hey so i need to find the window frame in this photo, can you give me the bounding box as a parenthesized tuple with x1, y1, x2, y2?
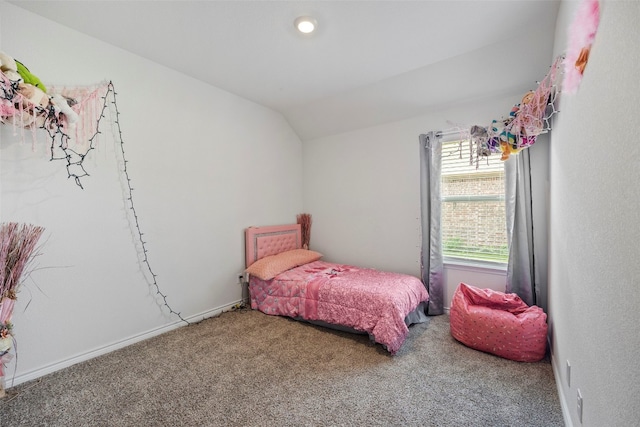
(439, 139, 508, 270)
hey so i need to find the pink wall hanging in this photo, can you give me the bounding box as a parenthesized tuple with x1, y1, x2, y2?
(563, 0, 601, 94)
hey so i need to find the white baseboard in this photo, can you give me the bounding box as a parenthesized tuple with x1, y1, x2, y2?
(551, 353, 574, 427)
(6, 300, 243, 389)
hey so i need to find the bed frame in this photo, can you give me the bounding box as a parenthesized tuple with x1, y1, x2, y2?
(245, 224, 302, 268)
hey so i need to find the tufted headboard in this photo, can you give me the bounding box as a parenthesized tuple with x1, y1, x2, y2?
(245, 224, 302, 268)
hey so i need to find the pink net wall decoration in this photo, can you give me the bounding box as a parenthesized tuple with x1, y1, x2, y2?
(508, 55, 562, 144)
(1, 50, 113, 188)
(1, 69, 111, 188)
(442, 54, 562, 166)
(46, 83, 110, 152)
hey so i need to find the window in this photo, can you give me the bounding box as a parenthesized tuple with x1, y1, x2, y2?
(441, 140, 508, 264)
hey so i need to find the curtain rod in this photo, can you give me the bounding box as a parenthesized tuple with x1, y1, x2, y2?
(435, 128, 468, 138)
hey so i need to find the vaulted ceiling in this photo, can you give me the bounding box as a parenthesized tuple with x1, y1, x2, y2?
(10, 1, 560, 140)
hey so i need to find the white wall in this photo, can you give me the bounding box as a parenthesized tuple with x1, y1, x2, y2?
(0, 2, 303, 385)
(549, 1, 640, 425)
(301, 93, 553, 308)
(442, 263, 506, 311)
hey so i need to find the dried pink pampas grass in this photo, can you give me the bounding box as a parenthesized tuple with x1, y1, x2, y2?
(296, 213, 312, 250)
(0, 222, 44, 385)
(0, 222, 45, 300)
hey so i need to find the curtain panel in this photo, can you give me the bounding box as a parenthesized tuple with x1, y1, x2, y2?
(419, 132, 444, 315)
(505, 149, 537, 307)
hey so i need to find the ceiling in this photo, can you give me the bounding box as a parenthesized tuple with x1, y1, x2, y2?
(9, 1, 560, 140)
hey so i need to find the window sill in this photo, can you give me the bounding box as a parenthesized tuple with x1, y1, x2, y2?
(444, 257, 507, 274)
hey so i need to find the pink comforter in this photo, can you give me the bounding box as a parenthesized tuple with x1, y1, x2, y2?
(249, 260, 429, 354)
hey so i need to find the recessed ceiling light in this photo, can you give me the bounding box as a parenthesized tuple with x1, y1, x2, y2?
(294, 16, 317, 34)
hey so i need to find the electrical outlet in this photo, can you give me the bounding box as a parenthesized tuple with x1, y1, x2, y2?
(566, 360, 571, 387)
(237, 272, 245, 285)
(577, 389, 583, 423)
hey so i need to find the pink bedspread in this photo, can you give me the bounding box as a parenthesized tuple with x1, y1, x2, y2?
(249, 260, 429, 354)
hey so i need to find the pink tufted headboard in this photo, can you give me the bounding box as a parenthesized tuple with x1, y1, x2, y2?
(245, 224, 302, 268)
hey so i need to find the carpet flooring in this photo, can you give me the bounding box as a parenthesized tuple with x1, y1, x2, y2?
(0, 309, 563, 426)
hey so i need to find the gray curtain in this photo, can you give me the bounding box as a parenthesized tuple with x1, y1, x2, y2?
(419, 132, 444, 315)
(505, 149, 537, 307)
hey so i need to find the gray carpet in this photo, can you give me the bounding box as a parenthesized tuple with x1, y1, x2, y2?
(1, 309, 563, 426)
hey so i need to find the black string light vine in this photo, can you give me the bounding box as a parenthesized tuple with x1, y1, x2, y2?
(43, 102, 93, 189)
(27, 80, 191, 325)
(105, 82, 191, 326)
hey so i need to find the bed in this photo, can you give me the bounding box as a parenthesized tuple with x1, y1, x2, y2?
(244, 224, 429, 354)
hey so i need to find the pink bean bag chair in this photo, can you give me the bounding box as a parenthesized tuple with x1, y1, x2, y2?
(450, 283, 548, 362)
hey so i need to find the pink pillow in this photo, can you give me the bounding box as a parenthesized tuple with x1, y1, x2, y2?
(245, 249, 322, 280)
